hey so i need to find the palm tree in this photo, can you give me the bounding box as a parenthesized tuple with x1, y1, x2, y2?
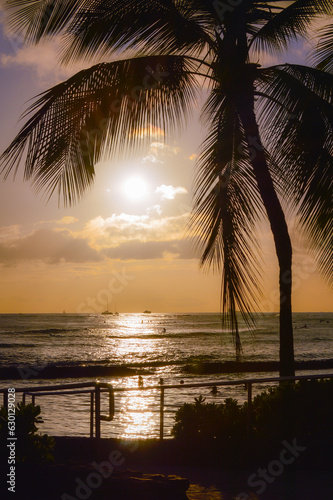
(1, 1, 332, 376)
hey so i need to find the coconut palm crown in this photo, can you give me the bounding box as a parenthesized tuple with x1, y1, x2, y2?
(1, 0, 332, 376)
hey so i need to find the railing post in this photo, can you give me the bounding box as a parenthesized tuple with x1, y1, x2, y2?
(32, 395, 35, 406)
(95, 384, 101, 439)
(159, 387, 164, 440)
(22, 393, 26, 405)
(246, 382, 252, 438)
(90, 391, 94, 438)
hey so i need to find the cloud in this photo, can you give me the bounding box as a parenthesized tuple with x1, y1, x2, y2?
(0, 211, 194, 265)
(150, 142, 181, 155)
(141, 141, 181, 164)
(0, 26, 104, 85)
(0, 225, 22, 242)
(141, 153, 161, 164)
(146, 205, 162, 217)
(83, 211, 190, 249)
(56, 216, 79, 225)
(155, 184, 188, 200)
(103, 238, 197, 260)
(0, 39, 73, 84)
(0, 228, 101, 266)
(131, 126, 165, 140)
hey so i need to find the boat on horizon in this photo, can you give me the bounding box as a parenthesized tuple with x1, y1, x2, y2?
(102, 299, 113, 315)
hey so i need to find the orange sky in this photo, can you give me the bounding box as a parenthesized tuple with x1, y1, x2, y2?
(0, 11, 332, 314)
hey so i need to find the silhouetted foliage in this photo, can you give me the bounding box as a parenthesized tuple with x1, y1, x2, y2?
(0, 403, 55, 464)
(252, 378, 333, 442)
(172, 379, 333, 444)
(172, 394, 246, 442)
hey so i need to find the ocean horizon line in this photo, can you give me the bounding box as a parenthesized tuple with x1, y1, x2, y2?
(0, 310, 332, 315)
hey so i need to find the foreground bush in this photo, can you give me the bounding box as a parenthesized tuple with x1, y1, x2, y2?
(172, 395, 246, 441)
(252, 378, 333, 442)
(172, 379, 333, 444)
(0, 403, 55, 464)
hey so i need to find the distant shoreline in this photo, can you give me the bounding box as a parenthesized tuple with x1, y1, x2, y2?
(1, 359, 333, 380)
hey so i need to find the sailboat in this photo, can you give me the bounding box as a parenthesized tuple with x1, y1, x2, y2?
(102, 299, 113, 315)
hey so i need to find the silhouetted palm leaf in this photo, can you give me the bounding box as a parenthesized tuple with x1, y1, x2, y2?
(257, 64, 333, 283)
(315, 23, 333, 72)
(5, 0, 215, 61)
(4, 0, 85, 42)
(251, 0, 332, 55)
(1, 55, 198, 204)
(188, 91, 265, 348)
(60, 0, 217, 62)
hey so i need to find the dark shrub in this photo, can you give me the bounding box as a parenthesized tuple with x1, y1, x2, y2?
(0, 403, 55, 464)
(172, 395, 246, 442)
(252, 378, 333, 442)
(172, 379, 333, 445)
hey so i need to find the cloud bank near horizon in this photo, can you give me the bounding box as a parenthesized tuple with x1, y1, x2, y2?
(0, 209, 197, 266)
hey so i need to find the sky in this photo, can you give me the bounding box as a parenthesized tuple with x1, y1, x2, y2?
(0, 7, 332, 314)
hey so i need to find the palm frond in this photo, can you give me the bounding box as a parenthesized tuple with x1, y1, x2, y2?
(4, 0, 215, 61)
(251, 0, 333, 55)
(257, 64, 333, 283)
(4, 0, 87, 43)
(189, 90, 264, 352)
(314, 23, 333, 73)
(61, 0, 217, 63)
(0, 55, 198, 205)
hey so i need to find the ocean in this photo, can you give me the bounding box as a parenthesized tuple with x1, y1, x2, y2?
(0, 312, 332, 439)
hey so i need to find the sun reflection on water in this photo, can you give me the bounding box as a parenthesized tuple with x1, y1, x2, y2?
(107, 315, 161, 438)
(115, 390, 160, 439)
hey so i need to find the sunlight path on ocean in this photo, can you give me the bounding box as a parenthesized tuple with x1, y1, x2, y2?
(0, 312, 332, 438)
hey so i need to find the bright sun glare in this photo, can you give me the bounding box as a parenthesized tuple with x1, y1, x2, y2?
(123, 177, 148, 200)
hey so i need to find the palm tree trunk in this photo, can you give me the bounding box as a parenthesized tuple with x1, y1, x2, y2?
(237, 96, 295, 377)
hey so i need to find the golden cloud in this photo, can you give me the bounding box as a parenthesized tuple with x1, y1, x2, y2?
(131, 125, 165, 140)
(83, 211, 190, 249)
(56, 216, 79, 225)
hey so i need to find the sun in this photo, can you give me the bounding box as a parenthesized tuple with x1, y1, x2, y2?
(123, 177, 148, 200)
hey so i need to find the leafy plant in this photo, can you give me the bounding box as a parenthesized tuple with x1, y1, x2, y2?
(252, 379, 333, 442)
(172, 379, 333, 444)
(172, 395, 246, 441)
(0, 403, 55, 464)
